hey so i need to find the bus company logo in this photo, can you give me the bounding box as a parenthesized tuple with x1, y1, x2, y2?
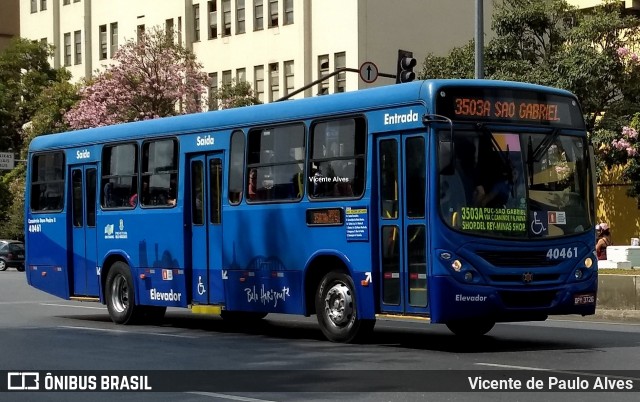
(76, 149, 90, 159)
(7, 372, 40, 390)
(150, 288, 182, 301)
(383, 109, 419, 125)
(104, 224, 115, 237)
(196, 135, 215, 146)
(455, 294, 488, 302)
(522, 272, 534, 283)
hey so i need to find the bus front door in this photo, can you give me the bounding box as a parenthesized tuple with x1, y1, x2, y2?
(376, 134, 429, 315)
(70, 165, 99, 296)
(189, 154, 224, 305)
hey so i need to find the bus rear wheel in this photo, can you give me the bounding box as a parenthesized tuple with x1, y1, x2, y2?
(315, 271, 374, 343)
(105, 262, 142, 325)
(446, 320, 495, 337)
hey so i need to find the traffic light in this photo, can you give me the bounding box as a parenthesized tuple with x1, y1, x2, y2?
(396, 49, 417, 84)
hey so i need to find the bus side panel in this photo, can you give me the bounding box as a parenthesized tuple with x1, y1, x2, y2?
(97, 210, 188, 307)
(224, 270, 304, 314)
(222, 204, 376, 318)
(26, 215, 71, 299)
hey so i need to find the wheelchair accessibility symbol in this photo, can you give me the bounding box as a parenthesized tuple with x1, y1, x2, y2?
(530, 211, 547, 235)
(197, 276, 206, 296)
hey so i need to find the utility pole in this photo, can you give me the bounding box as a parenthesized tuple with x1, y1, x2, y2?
(475, 0, 484, 79)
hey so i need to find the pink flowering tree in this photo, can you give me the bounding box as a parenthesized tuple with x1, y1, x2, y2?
(65, 26, 208, 129)
(599, 111, 640, 199)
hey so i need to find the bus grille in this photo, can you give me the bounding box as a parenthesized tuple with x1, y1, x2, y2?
(499, 290, 557, 308)
(489, 274, 560, 283)
(476, 250, 558, 268)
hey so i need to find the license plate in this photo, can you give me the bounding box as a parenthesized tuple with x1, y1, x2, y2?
(574, 293, 595, 305)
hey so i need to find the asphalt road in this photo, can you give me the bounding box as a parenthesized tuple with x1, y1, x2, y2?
(1, 269, 640, 402)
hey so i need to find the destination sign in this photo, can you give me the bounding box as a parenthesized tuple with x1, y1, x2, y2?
(436, 87, 585, 128)
(306, 208, 343, 226)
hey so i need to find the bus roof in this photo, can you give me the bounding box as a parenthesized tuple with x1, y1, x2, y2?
(28, 79, 578, 152)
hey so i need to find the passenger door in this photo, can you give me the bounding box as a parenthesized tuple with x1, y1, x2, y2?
(376, 134, 429, 314)
(189, 153, 224, 305)
(70, 164, 99, 296)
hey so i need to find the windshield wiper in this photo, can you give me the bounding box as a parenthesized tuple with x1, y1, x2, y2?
(531, 128, 560, 162)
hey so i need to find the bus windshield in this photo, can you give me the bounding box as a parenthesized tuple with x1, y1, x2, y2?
(439, 129, 592, 239)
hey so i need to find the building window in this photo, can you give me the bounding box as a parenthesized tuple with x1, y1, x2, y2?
(137, 25, 145, 42)
(318, 54, 329, 95)
(30, 152, 65, 212)
(334, 52, 346, 93)
(101, 143, 139, 209)
(110, 23, 118, 58)
(222, 0, 231, 36)
(40, 38, 48, 46)
(268, 0, 278, 28)
(208, 1, 217, 39)
(236, 68, 246, 82)
(99, 25, 107, 60)
(31, 0, 37, 13)
(208, 72, 218, 110)
(40, 0, 47, 11)
(63, 33, 71, 66)
(236, 0, 246, 34)
(284, 60, 294, 96)
(254, 0, 263, 31)
(74, 0, 80, 2)
(166, 18, 174, 43)
(254, 65, 264, 103)
(63, 0, 70, 5)
(247, 124, 305, 202)
(284, 0, 293, 25)
(222, 70, 232, 85)
(194, 4, 201, 41)
(74, 31, 82, 65)
(269, 63, 279, 102)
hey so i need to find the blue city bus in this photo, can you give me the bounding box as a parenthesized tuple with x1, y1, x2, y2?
(25, 79, 597, 342)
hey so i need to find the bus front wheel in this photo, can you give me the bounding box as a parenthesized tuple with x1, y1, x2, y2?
(315, 271, 374, 343)
(446, 320, 495, 337)
(105, 262, 142, 325)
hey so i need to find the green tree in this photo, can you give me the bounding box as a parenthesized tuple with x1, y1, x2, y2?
(0, 38, 66, 240)
(0, 38, 58, 152)
(209, 79, 262, 109)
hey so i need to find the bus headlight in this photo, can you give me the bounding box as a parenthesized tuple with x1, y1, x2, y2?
(584, 257, 593, 269)
(575, 269, 583, 280)
(464, 272, 473, 282)
(451, 260, 462, 272)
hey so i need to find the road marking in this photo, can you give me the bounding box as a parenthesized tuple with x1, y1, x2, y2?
(41, 302, 106, 310)
(187, 392, 277, 402)
(58, 325, 199, 339)
(476, 363, 640, 381)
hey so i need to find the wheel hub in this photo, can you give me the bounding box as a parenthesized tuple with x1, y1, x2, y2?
(324, 283, 353, 326)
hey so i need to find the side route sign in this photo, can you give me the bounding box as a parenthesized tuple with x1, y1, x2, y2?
(359, 61, 379, 83)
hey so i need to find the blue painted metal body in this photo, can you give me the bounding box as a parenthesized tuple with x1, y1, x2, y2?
(25, 79, 597, 325)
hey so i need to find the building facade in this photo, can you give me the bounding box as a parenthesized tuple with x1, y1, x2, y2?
(19, 0, 495, 104)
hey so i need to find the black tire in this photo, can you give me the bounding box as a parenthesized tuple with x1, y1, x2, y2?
(446, 320, 495, 337)
(315, 271, 375, 343)
(220, 311, 268, 321)
(105, 262, 143, 324)
(0, 259, 7, 271)
(16, 265, 25, 272)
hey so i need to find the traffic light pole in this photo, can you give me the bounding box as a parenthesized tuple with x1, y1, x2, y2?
(275, 67, 397, 102)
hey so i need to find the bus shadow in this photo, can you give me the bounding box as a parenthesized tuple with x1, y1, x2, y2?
(55, 312, 625, 354)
